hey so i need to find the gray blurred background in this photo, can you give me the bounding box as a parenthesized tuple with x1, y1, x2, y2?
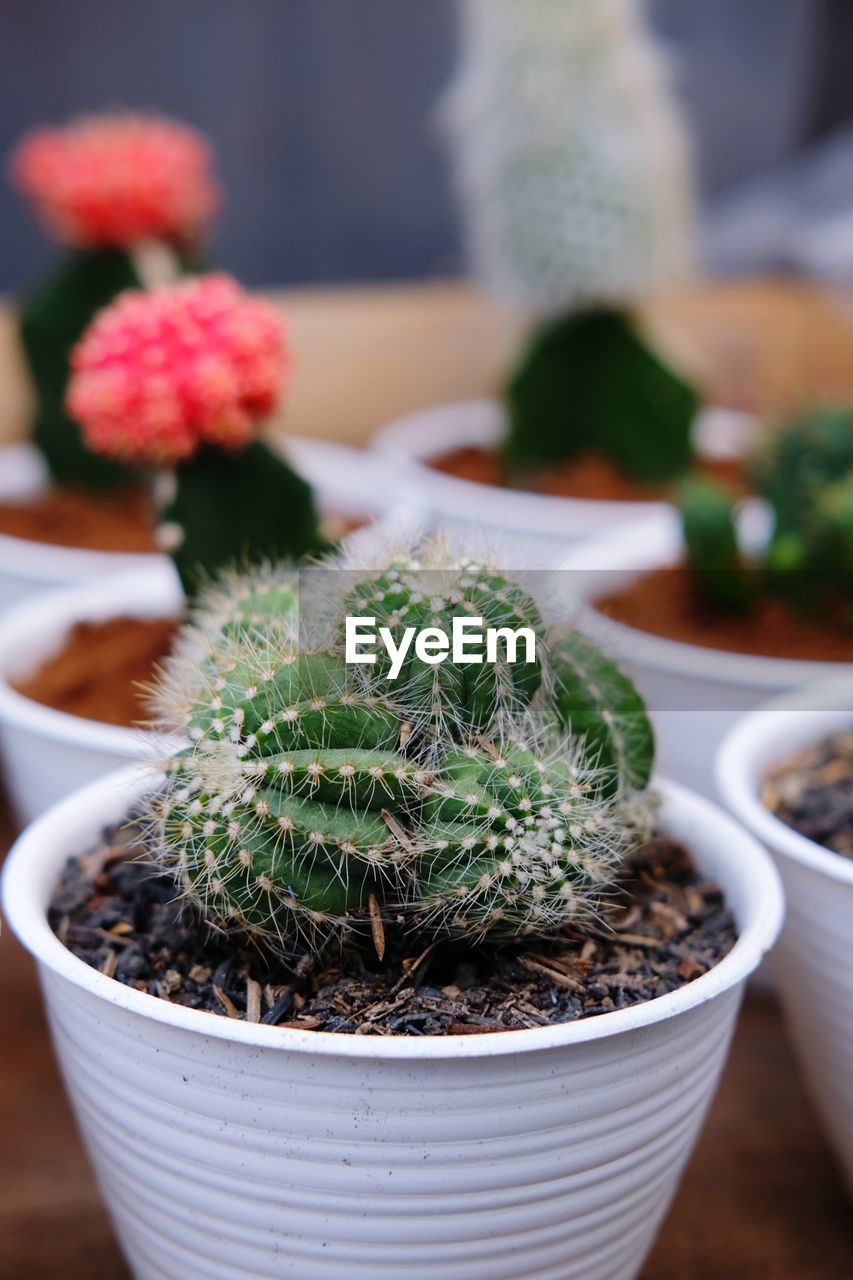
(1, 0, 852, 291)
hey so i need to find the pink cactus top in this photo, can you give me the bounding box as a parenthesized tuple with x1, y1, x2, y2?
(11, 113, 220, 249)
(67, 275, 288, 466)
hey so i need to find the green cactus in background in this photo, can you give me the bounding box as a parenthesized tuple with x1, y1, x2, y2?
(678, 407, 853, 622)
(505, 309, 699, 484)
(678, 476, 750, 613)
(18, 247, 143, 490)
(151, 543, 655, 955)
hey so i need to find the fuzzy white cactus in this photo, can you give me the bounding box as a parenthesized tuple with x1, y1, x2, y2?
(444, 0, 696, 312)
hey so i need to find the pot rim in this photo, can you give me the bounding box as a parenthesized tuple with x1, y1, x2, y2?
(2, 764, 784, 1060)
(0, 441, 162, 582)
(0, 560, 184, 755)
(0, 447, 422, 757)
(370, 398, 757, 534)
(716, 676, 853, 889)
(558, 510, 853, 690)
(0, 438, 415, 581)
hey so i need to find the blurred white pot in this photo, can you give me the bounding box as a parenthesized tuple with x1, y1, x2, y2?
(0, 437, 413, 612)
(717, 679, 853, 1197)
(0, 441, 160, 612)
(0, 441, 420, 828)
(558, 511, 852, 800)
(370, 399, 757, 568)
(2, 766, 782, 1280)
(0, 560, 183, 828)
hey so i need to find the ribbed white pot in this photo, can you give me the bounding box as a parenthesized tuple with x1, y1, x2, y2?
(717, 679, 853, 1197)
(2, 767, 783, 1280)
(558, 511, 852, 800)
(370, 399, 756, 568)
(0, 438, 410, 612)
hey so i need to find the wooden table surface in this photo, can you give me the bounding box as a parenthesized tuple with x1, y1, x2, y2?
(4, 275, 853, 449)
(2, 276, 853, 1277)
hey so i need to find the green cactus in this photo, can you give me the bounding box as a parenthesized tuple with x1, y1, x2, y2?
(151, 545, 654, 955)
(505, 309, 699, 484)
(19, 247, 142, 490)
(678, 476, 750, 613)
(550, 629, 655, 795)
(679, 408, 853, 623)
(155, 619, 427, 948)
(338, 542, 544, 742)
(414, 735, 634, 940)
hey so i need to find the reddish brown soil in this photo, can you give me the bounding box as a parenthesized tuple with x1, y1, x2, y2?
(430, 445, 741, 502)
(14, 616, 178, 727)
(0, 487, 157, 552)
(596, 566, 853, 662)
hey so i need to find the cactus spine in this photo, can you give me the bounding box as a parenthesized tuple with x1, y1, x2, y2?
(339, 547, 543, 741)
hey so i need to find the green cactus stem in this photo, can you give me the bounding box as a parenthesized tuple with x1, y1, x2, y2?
(679, 408, 853, 623)
(340, 548, 544, 742)
(505, 309, 699, 484)
(18, 247, 141, 490)
(550, 629, 655, 795)
(161, 441, 323, 598)
(155, 621, 427, 948)
(150, 546, 654, 956)
(678, 477, 750, 613)
(413, 736, 634, 941)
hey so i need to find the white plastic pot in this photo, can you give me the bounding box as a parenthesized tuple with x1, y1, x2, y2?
(370, 399, 757, 568)
(0, 441, 419, 827)
(717, 679, 853, 1197)
(0, 560, 183, 828)
(0, 438, 411, 612)
(557, 511, 852, 800)
(0, 441, 161, 611)
(2, 766, 783, 1280)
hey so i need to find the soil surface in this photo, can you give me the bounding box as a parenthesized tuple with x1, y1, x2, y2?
(595, 566, 853, 663)
(14, 616, 178, 727)
(0, 487, 157, 552)
(431, 444, 741, 503)
(50, 827, 736, 1036)
(763, 730, 853, 858)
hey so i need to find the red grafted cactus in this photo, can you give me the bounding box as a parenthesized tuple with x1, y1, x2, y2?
(67, 275, 288, 466)
(10, 112, 219, 249)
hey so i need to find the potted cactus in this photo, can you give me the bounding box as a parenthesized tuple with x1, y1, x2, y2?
(559, 407, 853, 797)
(2, 538, 783, 1280)
(0, 111, 223, 604)
(717, 676, 853, 1197)
(0, 274, 410, 826)
(371, 0, 756, 563)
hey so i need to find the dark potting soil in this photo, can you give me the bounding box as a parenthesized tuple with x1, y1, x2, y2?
(763, 730, 853, 859)
(14, 616, 178, 727)
(0, 486, 156, 552)
(431, 445, 742, 503)
(595, 566, 853, 663)
(49, 825, 736, 1036)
